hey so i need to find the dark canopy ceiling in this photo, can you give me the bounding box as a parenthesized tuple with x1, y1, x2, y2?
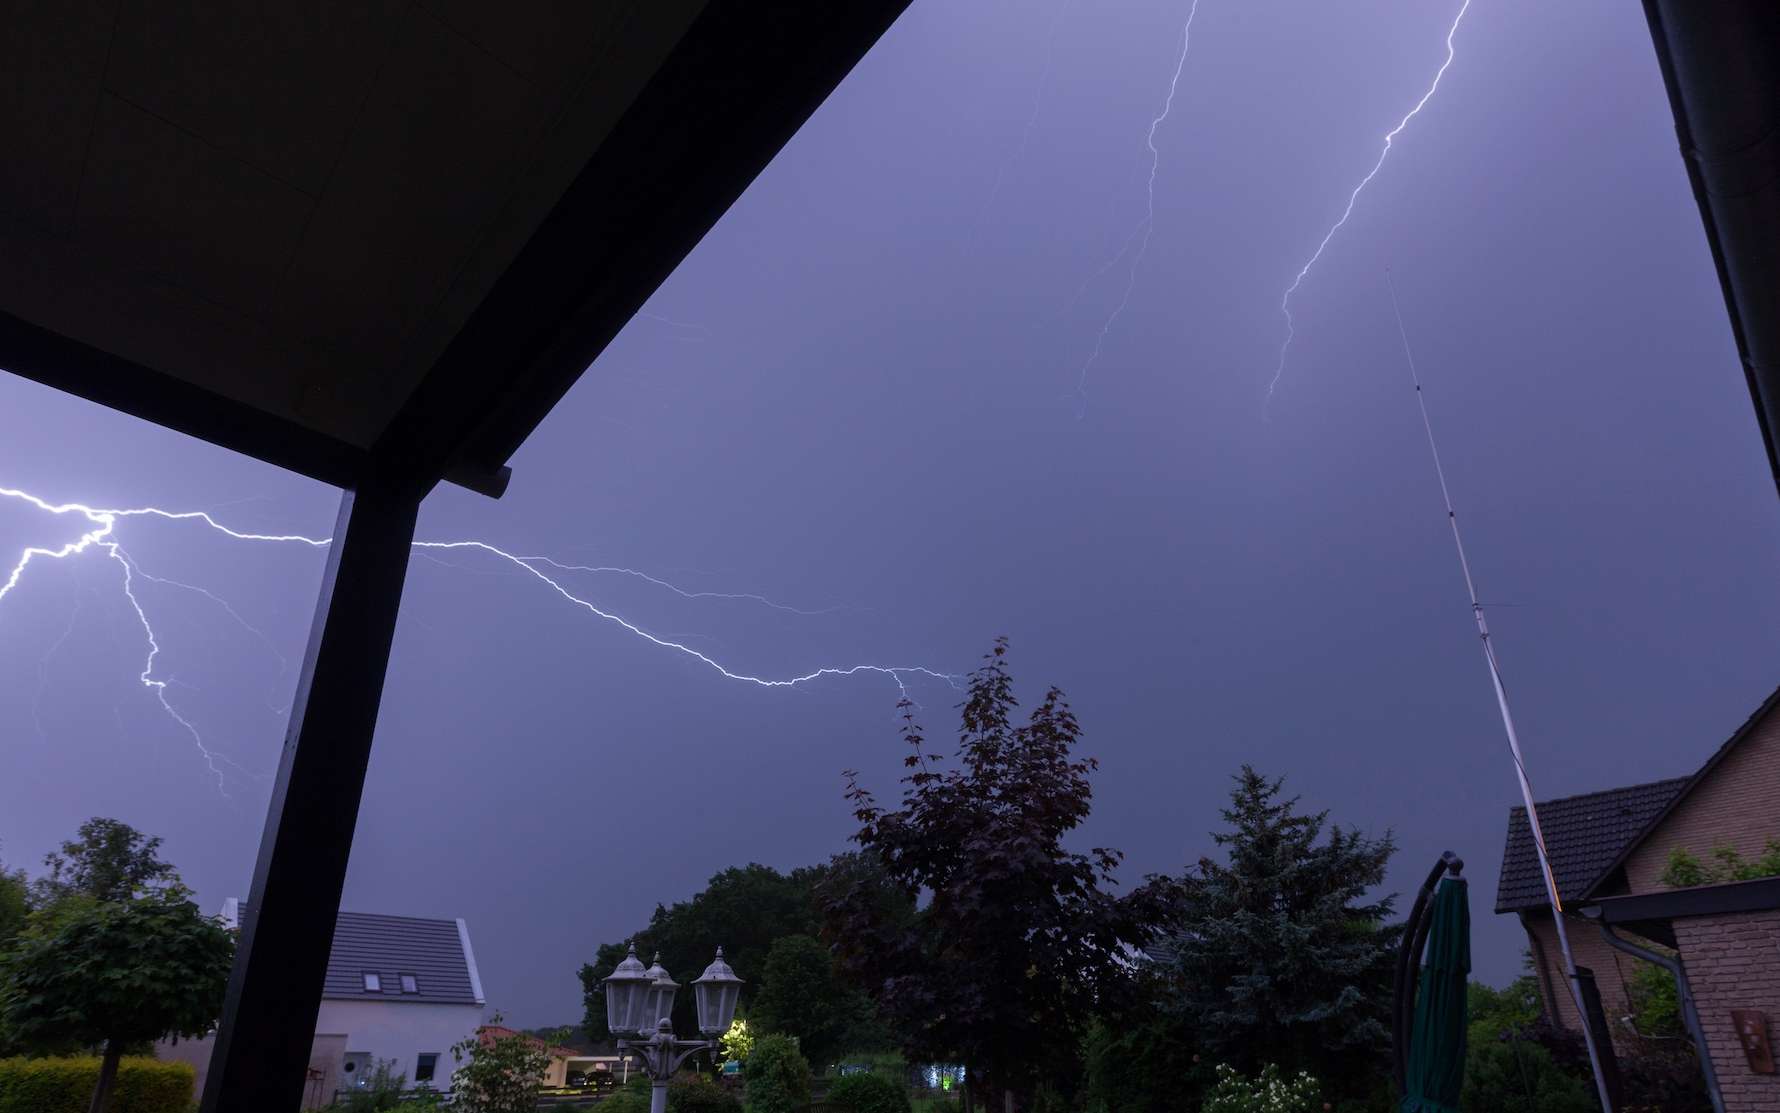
(0, 0, 909, 496)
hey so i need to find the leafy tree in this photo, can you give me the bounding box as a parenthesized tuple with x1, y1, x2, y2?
(31, 819, 176, 908)
(743, 1033, 811, 1113)
(0, 886, 233, 1113)
(0, 848, 28, 952)
(823, 640, 1170, 1110)
(1467, 977, 1544, 1049)
(1154, 766, 1398, 1101)
(748, 934, 862, 1071)
(578, 863, 820, 1041)
(449, 1015, 558, 1113)
(578, 856, 908, 1044)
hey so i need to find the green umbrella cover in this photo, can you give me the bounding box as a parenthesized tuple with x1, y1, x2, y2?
(1401, 877, 1470, 1113)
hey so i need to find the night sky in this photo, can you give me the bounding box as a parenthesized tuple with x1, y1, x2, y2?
(4, 0, 1778, 1027)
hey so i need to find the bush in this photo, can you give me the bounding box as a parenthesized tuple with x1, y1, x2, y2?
(668, 1072, 742, 1113)
(1460, 1038, 1595, 1113)
(828, 1071, 910, 1113)
(0, 1056, 194, 1113)
(598, 1077, 653, 1113)
(1200, 1063, 1320, 1113)
(744, 1034, 811, 1113)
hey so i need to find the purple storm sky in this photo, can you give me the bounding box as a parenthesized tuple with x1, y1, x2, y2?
(4, 0, 1778, 1025)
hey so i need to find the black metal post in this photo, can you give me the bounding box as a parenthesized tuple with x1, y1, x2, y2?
(201, 476, 421, 1113)
(1574, 966, 1625, 1112)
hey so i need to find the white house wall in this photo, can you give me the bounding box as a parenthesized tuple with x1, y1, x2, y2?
(315, 999, 485, 1090)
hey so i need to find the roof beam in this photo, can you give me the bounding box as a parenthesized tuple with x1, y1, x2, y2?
(0, 309, 368, 491)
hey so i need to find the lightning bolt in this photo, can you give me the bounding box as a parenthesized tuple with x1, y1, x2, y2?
(1, 485, 957, 794)
(964, 0, 1073, 255)
(1265, 0, 1471, 404)
(1067, 0, 1200, 418)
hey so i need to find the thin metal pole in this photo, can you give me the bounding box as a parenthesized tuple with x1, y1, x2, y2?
(1385, 269, 1617, 1113)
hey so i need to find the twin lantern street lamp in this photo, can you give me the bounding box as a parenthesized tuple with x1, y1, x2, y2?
(604, 943, 743, 1113)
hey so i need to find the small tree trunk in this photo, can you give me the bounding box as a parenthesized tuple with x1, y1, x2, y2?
(88, 1038, 123, 1113)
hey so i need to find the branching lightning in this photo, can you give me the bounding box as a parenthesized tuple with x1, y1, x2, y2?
(1, 484, 956, 797)
(1265, 0, 1471, 405)
(1067, 0, 1200, 418)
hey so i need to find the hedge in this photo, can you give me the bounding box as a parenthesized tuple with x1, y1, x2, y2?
(0, 1056, 195, 1113)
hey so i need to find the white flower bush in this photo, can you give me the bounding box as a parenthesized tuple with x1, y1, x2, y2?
(1200, 1062, 1321, 1113)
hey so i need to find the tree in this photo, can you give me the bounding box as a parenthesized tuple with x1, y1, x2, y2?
(449, 1015, 558, 1113)
(749, 934, 860, 1070)
(0, 886, 233, 1113)
(32, 818, 177, 907)
(0, 847, 28, 951)
(822, 640, 1170, 1110)
(1154, 766, 1398, 1101)
(578, 857, 908, 1044)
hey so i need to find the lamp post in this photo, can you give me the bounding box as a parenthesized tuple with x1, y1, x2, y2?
(605, 943, 744, 1113)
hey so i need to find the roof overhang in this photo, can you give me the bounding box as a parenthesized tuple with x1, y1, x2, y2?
(1641, 1, 1780, 494)
(0, 1, 911, 498)
(1583, 876, 1780, 939)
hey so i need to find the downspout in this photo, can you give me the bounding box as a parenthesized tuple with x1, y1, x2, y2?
(1589, 917, 1724, 1113)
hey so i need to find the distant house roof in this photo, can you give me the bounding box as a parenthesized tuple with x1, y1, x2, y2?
(1494, 778, 1690, 913)
(223, 900, 484, 1006)
(477, 1026, 576, 1059)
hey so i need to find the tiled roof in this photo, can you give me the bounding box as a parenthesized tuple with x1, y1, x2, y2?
(1494, 777, 1690, 913)
(324, 912, 483, 1006)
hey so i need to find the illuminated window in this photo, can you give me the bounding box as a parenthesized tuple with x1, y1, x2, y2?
(362, 972, 381, 992)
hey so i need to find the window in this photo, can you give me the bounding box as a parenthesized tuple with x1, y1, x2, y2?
(415, 1053, 439, 1083)
(361, 972, 381, 992)
(400, 973, 418, 994)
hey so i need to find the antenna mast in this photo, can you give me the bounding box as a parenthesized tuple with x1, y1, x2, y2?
(1385, 268, 1616, 1113)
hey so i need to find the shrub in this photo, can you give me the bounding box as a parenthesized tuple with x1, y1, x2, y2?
(1460, 1037, 1594, 1113)
(598, 1077, 653, 1113)
(0, 1056, 194, 1113)
(744, 1034, 811, 1113)
(668, 1072, 742, 1113)
(1200, 1063, 1320, 1113)
(828, 1071, 910, 1113)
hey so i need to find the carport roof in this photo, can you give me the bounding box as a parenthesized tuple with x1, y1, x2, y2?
(0, 1, 909, 496)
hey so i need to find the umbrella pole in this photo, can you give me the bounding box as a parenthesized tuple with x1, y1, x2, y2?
(1386, 271, 1618, 1113)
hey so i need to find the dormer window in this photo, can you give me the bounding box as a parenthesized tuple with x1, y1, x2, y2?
(400, 973, 418, 994)
(362, 972, 381, 992)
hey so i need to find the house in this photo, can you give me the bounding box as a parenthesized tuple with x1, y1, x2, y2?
(1494, 683, 1780, 1112)
(475, 1026, 624, 1089)
(166, 900, 487, 1108)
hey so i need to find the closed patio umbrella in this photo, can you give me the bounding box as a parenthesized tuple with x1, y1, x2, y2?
(1401, 875, 1470, 1113)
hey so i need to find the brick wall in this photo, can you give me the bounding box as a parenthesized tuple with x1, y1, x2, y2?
(1623, 706, 1780, 894)
(1675, 911, 1780, 1113)
(1525, 912, 1650, 1055)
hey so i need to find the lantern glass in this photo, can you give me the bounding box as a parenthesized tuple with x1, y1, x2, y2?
(603, 944, 653, 1035)
(642, 954, 678, 1031)
(693, 947, 745, 1035)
